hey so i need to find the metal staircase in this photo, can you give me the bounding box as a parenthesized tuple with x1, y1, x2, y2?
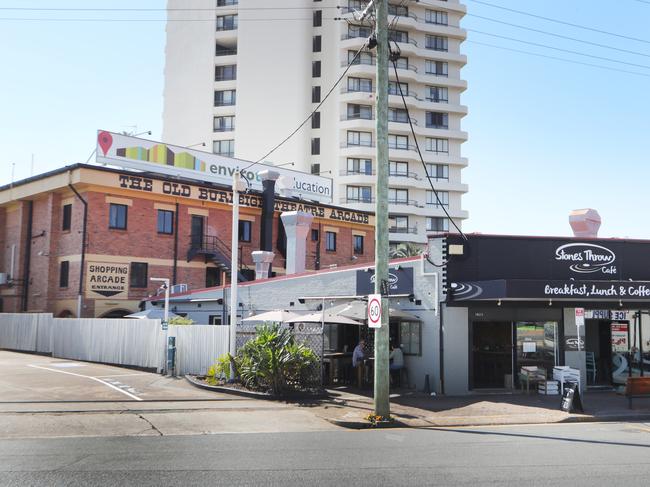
(187, 234, 249, 282)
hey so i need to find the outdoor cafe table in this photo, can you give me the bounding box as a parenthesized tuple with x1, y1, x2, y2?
(323, 352, 352, 385)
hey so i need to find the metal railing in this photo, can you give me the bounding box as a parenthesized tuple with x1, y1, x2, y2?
(342, 58, 376, 67)
(388, 199, 423, 208)
(340, 169, 375, 176)
(341, 141, 375, 148)
(388, 143, 417, 151)
(340, 197, 375, 204)
(426, 97, 449, 104)
(341, 114, 374, 121)
(389, 226, 418, 234)
(388, 117, 418, 125)
(389, 170, 420, 180)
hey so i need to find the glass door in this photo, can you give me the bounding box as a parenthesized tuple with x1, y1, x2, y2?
(515, 321, 558, 378)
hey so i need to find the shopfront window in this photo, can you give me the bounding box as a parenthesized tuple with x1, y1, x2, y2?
(515, 321, 558, 378)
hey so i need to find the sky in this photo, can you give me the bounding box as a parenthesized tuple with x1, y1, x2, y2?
(0, 0, 649, 239)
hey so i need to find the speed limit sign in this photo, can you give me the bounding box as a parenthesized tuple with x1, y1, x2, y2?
(367, 294, 382, 328)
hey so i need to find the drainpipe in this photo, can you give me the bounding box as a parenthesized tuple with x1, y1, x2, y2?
(173, 202, 179, 285)
(68, 183, 88, 318)
(21, 201, 33, 311)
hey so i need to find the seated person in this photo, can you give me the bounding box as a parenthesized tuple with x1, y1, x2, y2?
(352, 339, 365, 368)
(389, 344, 404, 371)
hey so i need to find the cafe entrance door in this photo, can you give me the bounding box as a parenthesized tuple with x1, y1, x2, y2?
(471, 321, 512, 389)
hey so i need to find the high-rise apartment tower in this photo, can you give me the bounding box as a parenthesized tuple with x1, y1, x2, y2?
(163, 0, 468, 245)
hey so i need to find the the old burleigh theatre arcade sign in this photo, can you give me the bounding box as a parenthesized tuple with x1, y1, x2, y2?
(444, 234, 650, 304)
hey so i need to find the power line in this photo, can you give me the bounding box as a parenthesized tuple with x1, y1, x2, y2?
(243, 42, 368, 171)
(389, 52, 467, 241)
(467, 29, 650, 70)
(466, 13, 650, 59)
(466, 0, 650, 45)
(0, 17, 338, 22)
(466, 40, 650, 78)
(0, 6, 341, 11)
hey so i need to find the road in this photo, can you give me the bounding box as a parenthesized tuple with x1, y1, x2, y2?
(1, 422, 650, 486)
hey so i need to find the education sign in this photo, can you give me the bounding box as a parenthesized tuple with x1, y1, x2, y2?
(95, 130, 333, 204)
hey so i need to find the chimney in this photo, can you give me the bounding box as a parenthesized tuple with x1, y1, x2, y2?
(251, 170, 279, 280)
(280, 211, 314, 275)
(569, 209, 601, 238)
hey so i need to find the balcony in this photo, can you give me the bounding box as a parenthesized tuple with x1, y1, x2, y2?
(389, 170, 420, 180)
(388, 199, 424, 208)
(389, 226, 417, 234)
(340, 197, 375, 205)
(340, 169, 375, 177)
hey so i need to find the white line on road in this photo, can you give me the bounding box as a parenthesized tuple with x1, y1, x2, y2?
(94, 373, 150, 378)
(28, 364, 143, 401)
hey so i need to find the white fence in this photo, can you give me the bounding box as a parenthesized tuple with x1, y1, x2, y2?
(0, 313, 229, 375)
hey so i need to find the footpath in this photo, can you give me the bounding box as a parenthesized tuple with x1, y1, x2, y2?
(305, 387, 650, 429)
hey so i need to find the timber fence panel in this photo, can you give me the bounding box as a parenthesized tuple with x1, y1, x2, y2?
(172, 325, 230, 376)
(0, 313, 52, 352)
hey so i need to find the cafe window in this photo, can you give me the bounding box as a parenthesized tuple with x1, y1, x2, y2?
(59, 261, 69, 288)
(400, 321, 421, 355)
(238, 220, 252, 242)
(130, 262, 148, 288)
(157, 209, 174, 235)
(109, 203, 127, 230)
(62, 204, 72, 231)
(325, 231, 336, 251)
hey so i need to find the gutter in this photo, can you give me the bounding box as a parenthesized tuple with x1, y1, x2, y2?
(68, 182, 88, 318)
(21, 201, 33, 311)
(173, 202, 179, 285)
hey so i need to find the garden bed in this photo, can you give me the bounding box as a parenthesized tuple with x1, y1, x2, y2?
(186, 375, 328, 401)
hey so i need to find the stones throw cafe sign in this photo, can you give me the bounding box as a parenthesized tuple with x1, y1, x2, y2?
(95, 130, 334, 204)
(555, 243, 616, 275)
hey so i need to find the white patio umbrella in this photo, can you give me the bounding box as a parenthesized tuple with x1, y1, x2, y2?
(241, 309, 304, 323)
(125, 308, 181, 320)
(328, 301, 420, 321)
(285, 310, 363, 326)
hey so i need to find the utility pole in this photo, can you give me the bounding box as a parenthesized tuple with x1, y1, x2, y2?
(373, 0, 390, 418)
(229, 170, 244, 379)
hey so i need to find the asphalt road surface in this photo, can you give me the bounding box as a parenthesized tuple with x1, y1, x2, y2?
(2, 422, 650, 486)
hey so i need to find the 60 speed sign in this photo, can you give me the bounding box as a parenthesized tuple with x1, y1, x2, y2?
(367, 294, 382, 328)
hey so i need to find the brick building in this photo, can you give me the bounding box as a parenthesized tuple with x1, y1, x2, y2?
(0, 164, 374, 318)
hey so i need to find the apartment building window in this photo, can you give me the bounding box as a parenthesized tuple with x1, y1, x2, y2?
(388, 3, 408, 16)
(214, 115, 235, 132)
(312, 86, 321, 103)
(392, 215, 409, 231)
(311, 163, 321, 175)
(62, 204, 72, 231)
(394, 56, 409, 70)
(425, 60, 448, 77)
(312, 111, 321, 129)
(426, 137, 449, 153)
(388, 80, 408, 96)
(325, 231, 337, 251)
(388, 107, 408, 123)
(389, 161, 408, 177)
(353, 235, 364, 255)
(388, 134, 408, 150)
(238, 220, 252, 242)
(425, 10, 448, 25)
(426, 112, 449, 129)
(311, 138, 320, 155)
(313, 10, 322, 27)
(130, 262, 148, 288)
(427, 190, 449, 208)
(313, 35, 322, 52)
(157, 209, 174, 234)
(215, 65, 237, 81)
(426, 35, 448, 52)
(388, 30, 409, 44)
(215, 43, 237, 56)
(109, 203, 127, 230)
(348, 24, 372, 38)
(216, 14, 238, 31)
(217, 0, 238, 5)
(427, 217, 449, 232)
(389, 188, 408, 204)
(426, 163, 449, 180)
(347, 103, 372, 120)
(213, 139, 235, 157)
(427, 86, 448, 103)
(347, 185, 372, 203)
(214, 89, 236, 106)
(347, 158, 372, 175)
(59, 261, 69, 288)
(347, 77, 372, 92)
(312, 61, 321, 77)
(206, 267, 221, 288)
(347, 131, 372, 147)
(349, 50, 374, 66)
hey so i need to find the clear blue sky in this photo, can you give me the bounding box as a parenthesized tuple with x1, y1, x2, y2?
(1, 0, 648, 238)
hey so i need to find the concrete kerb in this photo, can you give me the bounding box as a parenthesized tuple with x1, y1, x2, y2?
(185, 375, 330, 401)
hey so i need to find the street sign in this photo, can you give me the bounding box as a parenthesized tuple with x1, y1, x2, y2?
(162, 321, 168, 331)
(367, 294, 382, 328)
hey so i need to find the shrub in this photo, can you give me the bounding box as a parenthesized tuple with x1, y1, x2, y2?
(169, 316, 194, 326)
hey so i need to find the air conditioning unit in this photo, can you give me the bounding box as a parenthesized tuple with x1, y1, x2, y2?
(0, 273, 8, 286)
(170, 283, 188, 295)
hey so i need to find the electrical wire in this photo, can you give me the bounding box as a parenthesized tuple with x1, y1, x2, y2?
(0, 6, 342, 11)
(243, 42, 368, 171)
(466, 39, 650, 78)
(388, 50, 467, 241)
(465, 13, 650, 59)
(467, 29, 650, 70)
(466, 0, 650, 45)
(0, 17, 337, 22)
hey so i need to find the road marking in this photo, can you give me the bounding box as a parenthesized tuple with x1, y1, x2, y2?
(94, 373, 150, 378)
(28, 364, 143, 401)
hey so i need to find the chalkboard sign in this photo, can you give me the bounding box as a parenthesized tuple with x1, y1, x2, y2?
(560, 382, 584, 413)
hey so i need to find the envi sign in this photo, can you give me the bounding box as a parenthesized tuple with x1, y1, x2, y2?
(95, 131, 333, 204)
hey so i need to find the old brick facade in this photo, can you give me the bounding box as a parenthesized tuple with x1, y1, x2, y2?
(0, 165, 375, 317)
